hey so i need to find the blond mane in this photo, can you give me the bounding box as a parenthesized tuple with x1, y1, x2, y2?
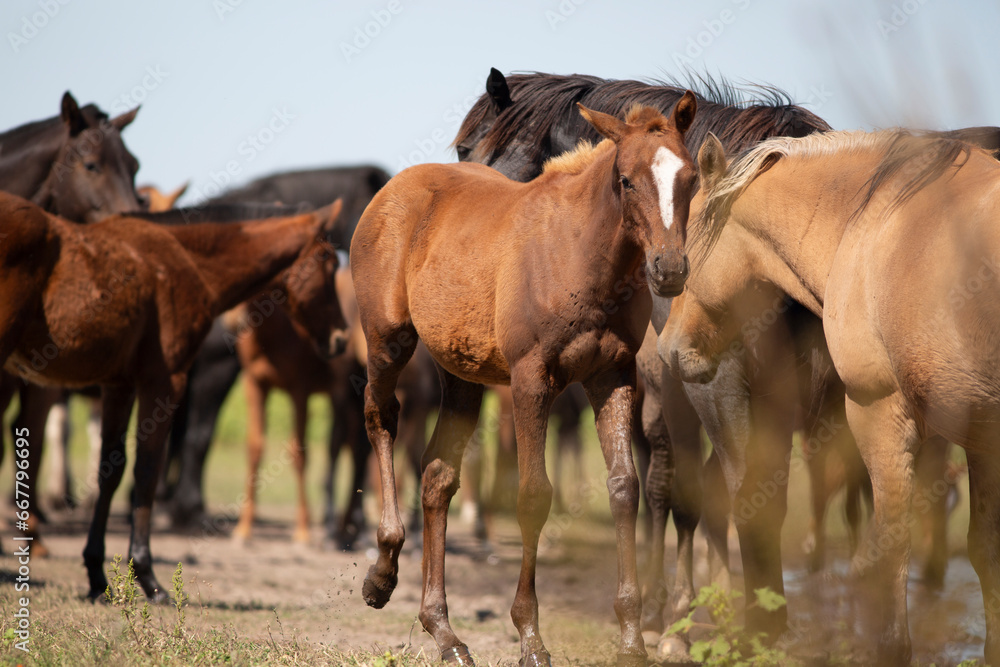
(692, 129, 974, 261)
(542, 138, 613, 175)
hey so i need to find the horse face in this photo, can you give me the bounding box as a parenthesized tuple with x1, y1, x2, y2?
(52, 95, 141, 223)
(284, 237, 350, 359)
(581, 92, 698, 297)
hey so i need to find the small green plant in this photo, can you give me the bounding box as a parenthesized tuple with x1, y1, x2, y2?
(171, 562, 187, 638)
(105, 554, 153, 652)
(665, 584, 796, 667)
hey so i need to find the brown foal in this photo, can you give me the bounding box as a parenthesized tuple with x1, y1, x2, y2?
(0, 193, 344, 601)
(351, 97, 698, 667)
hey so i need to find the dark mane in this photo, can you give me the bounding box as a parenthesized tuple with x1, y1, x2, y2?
(0, 104, 107, 156)
(126, 203, 310, 226)
(453, 72, 831, 165)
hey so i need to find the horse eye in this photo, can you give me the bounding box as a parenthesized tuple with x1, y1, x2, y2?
(456, 146, 471, 162)
(84, 162, 100, 173)
(620, 175, 634, 191)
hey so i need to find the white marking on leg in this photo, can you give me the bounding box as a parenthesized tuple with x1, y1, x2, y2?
(651, 147, 684, 230)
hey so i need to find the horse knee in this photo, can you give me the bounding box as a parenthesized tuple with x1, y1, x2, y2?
(421, 459, 460, 511)
(607, 473, 640, 515)
(517, 476, 553, 525)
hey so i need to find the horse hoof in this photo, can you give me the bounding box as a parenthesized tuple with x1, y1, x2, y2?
(362, 567, 396, 608)
(616, 652, 647, 667)
(519, 649, 551, 667)
(657, 635, 690, 663)
(442, 644, 475, 665)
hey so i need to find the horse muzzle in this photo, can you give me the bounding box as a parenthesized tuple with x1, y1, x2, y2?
(328, 329, 350, 358)
(645, 252, 689, 297)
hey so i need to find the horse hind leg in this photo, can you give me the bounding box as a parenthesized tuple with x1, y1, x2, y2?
(289, 391, 311, 545)
(965, 448, 1000, 666)
(232, 375, 270, 544)
(418, 366, 484, 664)
(361, 322, 417, 609)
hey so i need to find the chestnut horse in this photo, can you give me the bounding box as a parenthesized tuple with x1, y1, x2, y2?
(352, 99, 698, 667)
(0, 193, 345, 601)
(453, 69, 832, 654)
(663, 130, 1000, 664)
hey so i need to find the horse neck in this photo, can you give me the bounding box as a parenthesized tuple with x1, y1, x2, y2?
(0, 127, 63, 201)
(562, 151, 639, 288)
(165, 215, 318, 313)
(715, 152, 879, 316)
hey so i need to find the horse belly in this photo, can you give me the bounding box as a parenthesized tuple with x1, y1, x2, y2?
(410, 302, 509, 385)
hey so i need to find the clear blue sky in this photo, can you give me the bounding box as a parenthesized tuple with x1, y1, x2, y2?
(2, 0, 997, 204)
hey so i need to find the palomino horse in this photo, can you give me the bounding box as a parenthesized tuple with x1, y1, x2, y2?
(352, 98, 699, 666)
(137, 182, 189, 212)
(453, 69, 832, 652)
(0, 193, 345, 600)
(663, 130, 1000, 664)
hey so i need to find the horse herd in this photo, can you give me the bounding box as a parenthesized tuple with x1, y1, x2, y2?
(2, 68, 1000, 667)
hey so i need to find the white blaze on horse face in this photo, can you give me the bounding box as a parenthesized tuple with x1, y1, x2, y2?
(651, 147, 685, 230)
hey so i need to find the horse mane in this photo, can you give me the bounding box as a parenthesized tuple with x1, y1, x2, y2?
(453, 72, 831, 165)
(127, 202, 311, 226)
(693, 130, 976, 261)
(0, 104, 107, 155)
(542, 138, 612, 175)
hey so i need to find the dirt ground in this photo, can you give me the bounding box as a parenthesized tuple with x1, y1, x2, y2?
(1, 494, 989, 666)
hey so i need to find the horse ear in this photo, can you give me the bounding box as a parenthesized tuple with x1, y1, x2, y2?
(110, 106, 140, 131)
(697, 133, 727, 191)
(61, 91, 88, 137)
(486, 67, 513, 113)
(317, 198, 344, 239)
(670, 91, 697, 135)
(577, 103, 626, 143)
(166, 182, 190, 208)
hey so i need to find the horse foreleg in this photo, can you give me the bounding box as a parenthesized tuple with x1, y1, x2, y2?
(509, 362, 558, 667)
(233, 375, 269, 543)
(639, 378, 671, 636)
(846, 393, 918, 666)
(418, 367, 483, 664)
(965, 449, 1000, 666)
(83, 384, 135, 600)
(289, 391, 311, 545)
(129, 374, 186, 602)
(916, 435, 950, 589)
(15, 384, 61, 557)
(583, 363, 646, 667)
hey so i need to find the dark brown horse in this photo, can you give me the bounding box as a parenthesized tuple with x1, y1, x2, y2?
(352, 99, 698, 666)
(0, 91, 141, 221)
(0, 91, 142, 553)
(0, 193, 345, 601)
